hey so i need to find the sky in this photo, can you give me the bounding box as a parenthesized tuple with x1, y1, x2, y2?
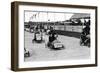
(25, 11, 74, 22)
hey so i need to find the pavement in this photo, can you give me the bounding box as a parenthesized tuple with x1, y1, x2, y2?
(24, 31, 90, 62)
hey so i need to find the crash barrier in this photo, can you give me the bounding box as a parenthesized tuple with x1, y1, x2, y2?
(54, 25, 82, 33)
(25, 22, 83, 33)
(54, 30, 81, 39)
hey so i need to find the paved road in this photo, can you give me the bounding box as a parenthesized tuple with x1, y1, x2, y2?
(24, 31, 90, 62)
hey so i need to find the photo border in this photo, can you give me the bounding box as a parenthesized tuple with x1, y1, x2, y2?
(11, 1, 98, 71)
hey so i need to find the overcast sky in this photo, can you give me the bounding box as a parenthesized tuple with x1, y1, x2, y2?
(25, 11, 74, 22)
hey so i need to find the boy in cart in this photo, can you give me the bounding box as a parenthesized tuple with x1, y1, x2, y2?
(47, 27, 64, 49)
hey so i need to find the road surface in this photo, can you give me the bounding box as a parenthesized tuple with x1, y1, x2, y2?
(24, 31, 90, 62)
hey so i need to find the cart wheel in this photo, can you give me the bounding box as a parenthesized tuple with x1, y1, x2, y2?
(28, 51, 30, 57)
(62, 45, 64, 49)
(32, 39, 35, 43)
(80, 39, 83, 46)
(50, 45, 53, 49)
(45, 43, 47, 48)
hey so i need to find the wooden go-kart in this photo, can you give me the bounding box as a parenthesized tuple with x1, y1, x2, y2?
(47, 40, 64, 50)
(24, 48, 30, 57)
(32, 31, 44, 43)
(80, 34, 90, 47)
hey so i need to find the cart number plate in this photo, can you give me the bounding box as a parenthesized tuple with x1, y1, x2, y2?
(54, 43, 62, 48)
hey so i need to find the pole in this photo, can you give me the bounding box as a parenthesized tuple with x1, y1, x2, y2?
(47, 12, 48, 29)
(54, 13, 55, 30)
(64, 13, 66, 31)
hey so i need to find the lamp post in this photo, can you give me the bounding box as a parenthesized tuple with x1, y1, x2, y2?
(47, 12, 48, 29)
(64, 13, 66, 31)
(54, 13, 55, 30)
